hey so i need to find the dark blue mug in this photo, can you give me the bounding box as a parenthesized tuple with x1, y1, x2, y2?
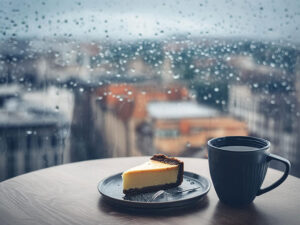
(208, 136, 291, 206)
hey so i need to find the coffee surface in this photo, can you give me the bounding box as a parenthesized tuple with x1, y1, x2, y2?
(220, 145, 258, 151)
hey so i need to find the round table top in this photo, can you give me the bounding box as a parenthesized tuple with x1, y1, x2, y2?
(0, 157, 299, 225)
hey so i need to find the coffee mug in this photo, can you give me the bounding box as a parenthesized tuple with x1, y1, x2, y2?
(207, 136, 291, 206)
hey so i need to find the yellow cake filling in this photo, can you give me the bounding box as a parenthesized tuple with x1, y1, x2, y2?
(122, 160, 179, 191)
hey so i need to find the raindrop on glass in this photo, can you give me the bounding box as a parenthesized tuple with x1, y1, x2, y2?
(186, 142, 191, 148)
(173, 74, 180, 79)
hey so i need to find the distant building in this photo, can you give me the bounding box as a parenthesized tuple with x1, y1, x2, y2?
(0, 85, 70, 181)
(91, 83, 247, 158)
(294, 56, 300, 175)
(296, 56, 300, 106)
(141, 101, 247, 156)
(91, 83, 189, 157)
(228, 84, 299, 176)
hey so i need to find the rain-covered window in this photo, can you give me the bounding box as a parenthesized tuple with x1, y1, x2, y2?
(0, 0, 300, 180)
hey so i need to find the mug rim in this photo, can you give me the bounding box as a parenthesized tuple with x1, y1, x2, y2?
(207, 136, 270, 152)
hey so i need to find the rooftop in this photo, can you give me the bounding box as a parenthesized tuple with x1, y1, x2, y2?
(0, 85, 69, 128)
(0, 98, 68, 127)
(0, 85, 21, 96)
(147, 101, 219, 119)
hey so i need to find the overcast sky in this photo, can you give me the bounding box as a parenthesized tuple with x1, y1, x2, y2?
(1, 0, 299, 42)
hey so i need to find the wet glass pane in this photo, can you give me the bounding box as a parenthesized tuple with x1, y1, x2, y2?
(0, 0, 300, 180)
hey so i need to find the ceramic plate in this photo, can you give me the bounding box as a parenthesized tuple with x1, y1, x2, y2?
(98, 171, 210, 210)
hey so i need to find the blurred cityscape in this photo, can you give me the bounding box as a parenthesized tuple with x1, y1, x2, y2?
(0, 36, 300, 181)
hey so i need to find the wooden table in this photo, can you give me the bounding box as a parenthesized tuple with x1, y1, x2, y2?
(0, 157, 299, 225)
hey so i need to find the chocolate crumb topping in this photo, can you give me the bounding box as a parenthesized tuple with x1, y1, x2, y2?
(151, 154, 183, 165)
(124, 154, 184, 195)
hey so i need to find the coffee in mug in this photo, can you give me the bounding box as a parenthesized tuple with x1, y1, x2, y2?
(207, 136, 291, 206)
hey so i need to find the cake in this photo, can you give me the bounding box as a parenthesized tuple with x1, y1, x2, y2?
(122, 154, 184, 194)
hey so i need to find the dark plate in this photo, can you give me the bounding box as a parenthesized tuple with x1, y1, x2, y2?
(98, 171, 210, 210)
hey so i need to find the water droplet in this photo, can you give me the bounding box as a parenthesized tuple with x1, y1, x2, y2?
(127, 91, 132, 95)
(97, 96, 103, 100)
(173, 74, 180, 79)
(271, 100, 275, 104)
(167, 90, 172, 94)
(186, 142, 191, 148)
(79, 88, 84, 92)
(55, 106, 59, 111)
(26, 130, 32, 135)
(189, 92, 196, 98)
(253, 83, 259, 88)
(214, 87, 219, 92)
(190, 181, 195, 185)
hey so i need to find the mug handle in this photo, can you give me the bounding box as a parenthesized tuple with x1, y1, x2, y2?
(257, 153, 291, 196)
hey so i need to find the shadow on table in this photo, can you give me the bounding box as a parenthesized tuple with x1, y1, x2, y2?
(98, 195, 209, 216)
(209, 201, 273, 225)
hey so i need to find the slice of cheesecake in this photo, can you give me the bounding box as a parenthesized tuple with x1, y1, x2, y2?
(122, 154, 184, 195)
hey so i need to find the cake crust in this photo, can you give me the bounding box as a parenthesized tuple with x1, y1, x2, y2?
(123, 154, 184, 195)
(151, 154, 184, 188)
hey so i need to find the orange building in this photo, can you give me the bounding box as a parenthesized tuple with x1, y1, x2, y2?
(146, 101, 247, 156)
(91, 83, 247, 157)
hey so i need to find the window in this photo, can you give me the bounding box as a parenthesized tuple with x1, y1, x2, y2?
(54, 154, 59, 165)
(0, 0, 300, 181)
(6, 137, 17, 152)
(37, 136, 43, 149)
(43, 154, 48, 168)
(26, 135, 32, 150)
(51, 135, 57, 148)
(155, 129, 179, 138)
